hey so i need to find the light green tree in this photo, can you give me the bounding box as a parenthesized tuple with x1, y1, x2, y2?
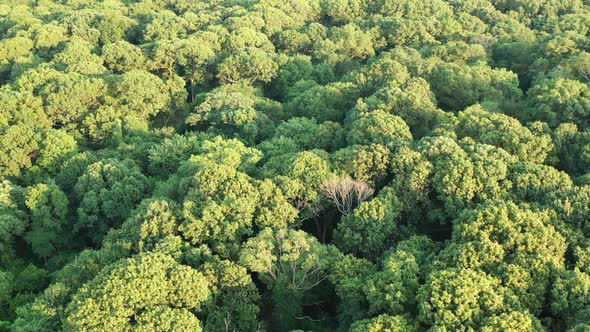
(65, 252, 210, 332)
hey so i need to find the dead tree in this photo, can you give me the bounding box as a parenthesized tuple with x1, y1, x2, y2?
(320, 176, 374, 214)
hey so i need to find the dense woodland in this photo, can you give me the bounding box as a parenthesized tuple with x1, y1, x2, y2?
(1, 0, 590, 331)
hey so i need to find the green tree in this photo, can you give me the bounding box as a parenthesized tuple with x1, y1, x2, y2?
(65, 252, 210, 332)
(103, 198, 181, 254)
(198, 258, 261, 332)
(313, 23, 376, 64)
(240, 228, 336, 331)
(428, 62, 522, 112)
(0, 124, 41, 178)
(115, 70, 171, 119)
(285, 82, 356, 122)
(355, 78, 449, 138)
(147, 133, 206, 177)
(271, 150, 333, 220)
(350, 314, 418, 332)
(329, 254, 376, 328)
(36, 129, 78, 174)
(321, 0, 367, 23)
(527, 77, 590, 129)
(51, 37, 106, 75)
(455, 105, 553, 163)
(101, 40, 145, 73)
(346, 109, 412, 146)
(0, 181, 25, 258)
(552, 123, 590, 176)
(448, 201, 567, 313)
(333, 187, 402, 260)
(365, 236, 437, 316)
(74, 158, 151, 244)
(16, 67, 107, 129)
(23, 183, 69, 260)
(178, 156, 259, 257)
(480, 311, 544, 332)
(332, 143, 391, 186)
(551, 268, 590, 325)
(186, 84, 274, 143)
(418, 268, 508, 330)
(142, 10, 187, 42)
(0, 91, 49, 130)
(217, 48, 278, 84)
(274, 117, 344, 151)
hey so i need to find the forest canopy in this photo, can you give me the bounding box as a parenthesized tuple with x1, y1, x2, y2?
(1, 0, 590, 331)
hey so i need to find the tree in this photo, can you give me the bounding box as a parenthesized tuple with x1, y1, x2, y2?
(31, 23, 68, 57)
(274, 117, 344, 151)
(313, 24, 376, 64)
(36, 129, 78, 174)
(424, 41, 487, 65)
(285, 82, 356, 122)
(23, 183, 69, 260)
(74, 158, 151, 244)
(350, 314, 418, 332)
(415, 136, 480, 222)
(103, 198, 181, 254)
(333, 187, 402, 260)
(345, 55, 410, 96)
(174, 37, 215, 98)
(65, 252, 210, 332)
(147, 133, 205, 177)
(364, 250, 420, 316)
(224, 27, 275, 53)
(551, 269, 590, 326)
(142, 10, 187, 42)
(332, 143, 391, 186)
(355, 78, 449, 138)
(178, 156, 260, 257)
(15, 68, 107, 129)
(508, 161, 573, 203)
(115, 70, 171, 119)
(480, 311, 544, 332)
(364, 236, 437, 316)
(271, 150, 333, 221)
(388, 146, 432, 214)
(455, 105, 553, 163)
(0, 181, 25, 258)
(320, 175, 374, 214)
(527, 77, 590, 129)
(552, 123, 590, 176)
(0, 37, 34, 66)
(272, 55, 334, 99)
(448, 200, 567, 314)
(329, 254, 376, 327)
(51, 38, 106, 75)
(240, 228, 337, 331)
(418, 268, 508, 330)
(561, 51, 590, 83)
(346, 110, 412, 146)
(255, 179, 299, 229)
(198, 258, 262, 332)
(0, 91, 49, 130)
(428, 62, 522, 112)
(81, 104, 130, 145)
(186, 84, 274, 143)
(321, 0, 367, 23)
(217, 48, 278, 84)
(101, 40, 145, 73)
(0, 124, 41, 178)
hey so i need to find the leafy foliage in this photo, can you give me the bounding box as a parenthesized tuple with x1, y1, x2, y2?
(1, 0, 590, 331)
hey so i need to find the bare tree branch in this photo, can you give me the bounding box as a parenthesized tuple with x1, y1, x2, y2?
(320, 176, 374, 214)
